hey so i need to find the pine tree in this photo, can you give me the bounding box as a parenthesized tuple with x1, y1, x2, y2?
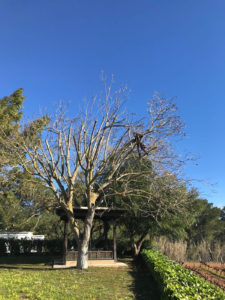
(0, 88, 24, 167)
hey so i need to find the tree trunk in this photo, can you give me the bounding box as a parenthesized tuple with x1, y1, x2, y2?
(130, 237, 139, 256)
(77, 243, 89, 269)
(130, 231, 149, 257)
(134, 240, 145, 256)
(77, 207, 95, 269)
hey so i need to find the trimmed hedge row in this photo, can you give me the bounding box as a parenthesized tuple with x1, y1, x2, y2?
(0, 238, 76, 255)
(141, 249, 225, 300)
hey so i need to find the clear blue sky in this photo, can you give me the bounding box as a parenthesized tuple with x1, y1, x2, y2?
(0, 0, 224, 207)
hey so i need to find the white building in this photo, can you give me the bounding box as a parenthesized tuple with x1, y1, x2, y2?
(0, 232, 45, 254)
(0, 232, 45, 240)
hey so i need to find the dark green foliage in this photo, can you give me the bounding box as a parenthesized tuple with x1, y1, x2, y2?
(0, 90, 63, 250)
(0, 89, 24, 167)
(10, 238, 21, 255)
(141, 240, 153, 250)
(43, 239, 63, 254)
(0, 170, 60, 236)
(0, 188, 29, 231)
(109, 154, 193, 256)
(0, 238, 76, 256)
(218, 207, 225, 243)
(32, 239, 44, 254)
(0, 89, 60, 240)
(22, 115, 50, 147)
(0, 239, 7, 254)
(187, 199, 225, 244)
(0, 88, 24, 135)
(21, 239, 32, 254)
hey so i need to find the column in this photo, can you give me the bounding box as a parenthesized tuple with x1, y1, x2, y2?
(63, 220, 69, 264)
(113, 221, 117, 262)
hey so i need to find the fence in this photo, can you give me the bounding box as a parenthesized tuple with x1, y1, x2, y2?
(66, 250, 113, 261)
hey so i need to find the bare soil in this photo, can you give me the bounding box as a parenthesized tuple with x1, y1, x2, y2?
(182, 262, 225, 291)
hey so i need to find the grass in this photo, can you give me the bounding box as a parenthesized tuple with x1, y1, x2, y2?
(0, 256, 160, 299)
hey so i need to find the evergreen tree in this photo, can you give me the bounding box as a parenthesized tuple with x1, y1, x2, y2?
(0, 89, 57, 235)
(0, 88, 24, 168)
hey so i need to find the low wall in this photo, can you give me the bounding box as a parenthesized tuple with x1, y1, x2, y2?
(66, 250, 113, 261)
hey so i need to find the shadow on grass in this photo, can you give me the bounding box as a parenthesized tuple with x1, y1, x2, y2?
(128, 256, 161, 300)
(0, 265, 55, 271)
(0, 255, 58, 270)
(0, 255, 56, 264)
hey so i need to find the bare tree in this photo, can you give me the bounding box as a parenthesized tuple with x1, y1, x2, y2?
(7, 78, 187, 269)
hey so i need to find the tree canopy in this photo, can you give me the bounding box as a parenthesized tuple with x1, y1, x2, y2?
(2, 82, 221, 269)
(3, 80, 190, 269)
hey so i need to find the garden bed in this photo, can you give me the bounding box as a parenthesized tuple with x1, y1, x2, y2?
(182, 262, 225, 291)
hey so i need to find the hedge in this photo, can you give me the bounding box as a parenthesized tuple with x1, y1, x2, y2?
(0, 238, 77, 256)
(141, 249, 225, 300)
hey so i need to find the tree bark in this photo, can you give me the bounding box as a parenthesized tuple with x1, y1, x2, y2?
(130, 230, 149, 257)
(77, 207, 95, 269)
(77, 243, 89, 269)
(130, 236, 138, 256)
(133, 240, 144, 256)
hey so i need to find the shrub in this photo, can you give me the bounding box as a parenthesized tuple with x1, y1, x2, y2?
(141, 239, 153, 250)
(43, 239, 63, 254)
(0, 239, 7, 254)
(32, 239, 44, 253)
(142, 249, 225, 299)
(9, 239, 21, 255)
(0, 238, 63, 255)
(0, 238, 78, 255)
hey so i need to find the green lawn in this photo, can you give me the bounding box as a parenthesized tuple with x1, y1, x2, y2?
(0, 258, 160, 300)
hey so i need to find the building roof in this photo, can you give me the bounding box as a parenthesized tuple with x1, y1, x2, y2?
(56, 206, 126, 221)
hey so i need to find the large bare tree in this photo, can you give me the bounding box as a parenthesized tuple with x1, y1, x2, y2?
(7, 79, 187, 269)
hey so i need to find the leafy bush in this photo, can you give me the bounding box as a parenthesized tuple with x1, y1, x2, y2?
(141, 239, 153, 250)
(43, 239, 63, 254)
(0, 239, 7, 254)
(0, 238, 65, 255)
(142, 249, 225, 299)
(10, 238, 21, 255)
(22, 239, 33, 254)
(32, 239, 43, 253)
(0, 238, 78, 256)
